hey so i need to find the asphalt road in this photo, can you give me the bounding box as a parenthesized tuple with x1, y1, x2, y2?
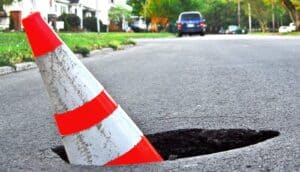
(0, 35, 299, 171)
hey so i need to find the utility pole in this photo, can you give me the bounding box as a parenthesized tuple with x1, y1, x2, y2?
(272, 0, 275, 32)
(248, 3, 252, 33)
(96, 0, 100, 33)
(238, 0, 241, 27)
(144, 0, 147, 25)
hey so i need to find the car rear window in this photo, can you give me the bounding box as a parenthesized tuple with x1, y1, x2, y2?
(181, 13, 201, 21)
(229, 25, 238, 31)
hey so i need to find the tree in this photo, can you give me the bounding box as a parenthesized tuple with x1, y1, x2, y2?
(202, 0, 247, 33)
(83, 17, 97, 32)
(243, 0, 273, 32)
(280, 0, 300, 30)
(127, 0, 146, 16)
(144, 0, 205, 22)
(57, 13, 81, 31)
(109, 5, 131, 24)
(109, 5, 131, 31)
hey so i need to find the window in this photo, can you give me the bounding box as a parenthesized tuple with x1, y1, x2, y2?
(181, 14, 201, 21)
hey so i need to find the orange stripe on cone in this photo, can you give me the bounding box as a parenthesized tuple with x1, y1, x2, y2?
(106, 136, 163, 166)
(54, 90, 117, 136)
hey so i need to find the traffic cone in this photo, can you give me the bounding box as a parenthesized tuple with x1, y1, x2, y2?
(22, 12, 163, 166)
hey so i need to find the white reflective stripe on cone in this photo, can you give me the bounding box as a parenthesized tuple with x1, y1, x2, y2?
(36, 44, 104, 114)
(63, 106, 143, 165)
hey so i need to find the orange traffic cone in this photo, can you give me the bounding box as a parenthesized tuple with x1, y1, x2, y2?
(22, 12, 162, 166)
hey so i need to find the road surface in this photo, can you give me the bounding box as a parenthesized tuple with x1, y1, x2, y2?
(0, 35, 299, 171)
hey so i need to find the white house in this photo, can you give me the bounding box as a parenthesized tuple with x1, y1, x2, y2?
(1, 0, 130, 31)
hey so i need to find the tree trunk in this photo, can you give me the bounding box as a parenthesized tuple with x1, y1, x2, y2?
(295, 10, 300, 30)
(281, 0, 300, 31)
(258, 20, 268, 32)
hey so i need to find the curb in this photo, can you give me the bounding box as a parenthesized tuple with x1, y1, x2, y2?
(0, 45, 134, 76)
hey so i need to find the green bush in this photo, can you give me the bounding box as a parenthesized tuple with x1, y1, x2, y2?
(0, 54, 11, 66)
(108, 41, 121, 50)
(123, 39, 136, 45)
(9, 15, 14, 30)
(58, 13, 81, 31)
(83, 17, 97, 32)
(0, 51, 33, 66)
(73, 46, 90, 57)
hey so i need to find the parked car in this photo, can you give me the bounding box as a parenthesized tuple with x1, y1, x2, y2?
(218, 27, 226, 34)
(130, 16, 147, 32)
(288, 23, 296, 32)
(176, 11, 206, 37)
(279, 23, 296, 33)
(279, 26, 290, 33)
(225, 25, 248, 34)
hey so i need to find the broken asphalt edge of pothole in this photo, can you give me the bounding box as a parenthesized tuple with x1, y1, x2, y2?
(51, 129, 280, 166)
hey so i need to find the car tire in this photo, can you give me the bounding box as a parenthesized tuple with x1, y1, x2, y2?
(200, 32, 205, 36)
(177, 32, 183, 37)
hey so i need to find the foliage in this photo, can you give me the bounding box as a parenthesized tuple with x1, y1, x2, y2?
(203, 0, 247, 33)
(57, 13, 81, 31)
(108, 40, 121, 50)
(141, 0, 295, 32)
(0, 0, 14, 10)
(109, 5, 131, 24)
(145, 0, 206, 22)
(280, 0, 300, 30)
(9, 15, 14, 30)
(243, 0, 273, 32)
(73, 46, 90, 57)
(0, 33, 32, 66)
(83, 17, 97, 32)
(127, 0, 146, 16)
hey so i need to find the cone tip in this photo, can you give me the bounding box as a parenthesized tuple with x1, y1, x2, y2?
(22, 12, 62, 58)
(22, 12, 41, 25)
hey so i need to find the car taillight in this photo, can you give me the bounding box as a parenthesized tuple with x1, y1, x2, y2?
(200, 22, 205, 27)
(177, 23, 182, 29)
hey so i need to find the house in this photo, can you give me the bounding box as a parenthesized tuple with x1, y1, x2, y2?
(0, 0, 130, 31)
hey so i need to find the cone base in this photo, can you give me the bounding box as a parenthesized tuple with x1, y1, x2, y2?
(105, 136, 163, 166)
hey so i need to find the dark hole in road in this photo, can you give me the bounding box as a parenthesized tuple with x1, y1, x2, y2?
(52, 129, 279, 163)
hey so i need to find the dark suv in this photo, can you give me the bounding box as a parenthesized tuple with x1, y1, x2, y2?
(177, 11, 206, 37)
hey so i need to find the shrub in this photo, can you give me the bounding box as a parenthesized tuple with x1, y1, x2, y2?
(58, 13, 80, 31)
(9, 15, 14, 30)
(73, 46, 90, 57)
(83, 17, 97, 32)
(0, 51, 33, 66)
(108, 41, 121, 50)
(123, 39, 136, 45)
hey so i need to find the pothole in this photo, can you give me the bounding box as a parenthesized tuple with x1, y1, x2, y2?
(52, 129, 279, 163)
(147, 129, 279, 160)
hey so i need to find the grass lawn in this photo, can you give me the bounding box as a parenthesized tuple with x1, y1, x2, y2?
(0, 32, 174, 67)
(250, 31, 300, 36)
(281, 31, 300, 35)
